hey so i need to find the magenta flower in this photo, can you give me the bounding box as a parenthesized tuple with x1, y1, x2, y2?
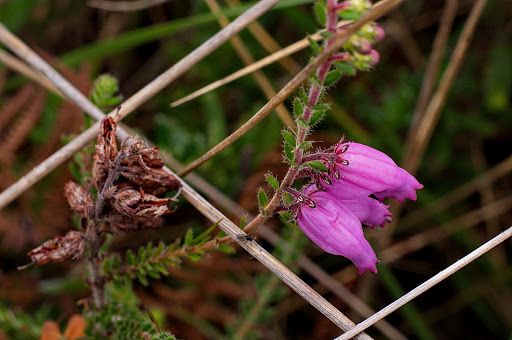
(297, 188, 380, 274)
(294, 141, 422, 274)
(334, 141, 423, 203)
(323, 180, 391, 228)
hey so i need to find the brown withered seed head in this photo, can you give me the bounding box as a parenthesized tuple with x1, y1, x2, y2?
(92, 115, 121, 188)
(111, 187, 173, 219)
(27, 231, 85, 266)
(64, 181, 94, 218)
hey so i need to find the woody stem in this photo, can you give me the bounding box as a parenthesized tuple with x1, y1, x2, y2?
(87, 150, 127, 310)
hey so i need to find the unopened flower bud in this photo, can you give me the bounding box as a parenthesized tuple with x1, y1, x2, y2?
(353, 39, 373, 55)
(372, 26, 386, 43)
(368, 49, 380, 67)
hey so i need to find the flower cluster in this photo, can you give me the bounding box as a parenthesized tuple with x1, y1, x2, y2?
(294, 140, 422, 274)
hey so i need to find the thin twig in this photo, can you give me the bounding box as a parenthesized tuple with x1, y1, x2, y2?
(380, 194, 512, 263)
(88, 0, 170, 11)
(334, 225, 512, 340)
(406, 0, 458, 143)
(225, 0, 302, 75)
(204, 0, 295, 127)
(0, 49, 63, 95)
(0, 0, 282, 209)
(178, 0, 405, 177)
(401, 154, 512, 228)
(170, 27, 324, 108)
(401, 0, 487, 173)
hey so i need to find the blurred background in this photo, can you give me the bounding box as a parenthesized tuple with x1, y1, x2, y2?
(0, 0, 511, 339)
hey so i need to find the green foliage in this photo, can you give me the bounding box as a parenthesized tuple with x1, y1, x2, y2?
(307, 160, 328, 172)
(293, 97, 304, 117)
(86, 284, 176, 340)
(265, 174, 280, 190)
(89, 74, 122, 111)
(313, 2, 327, 26)
(307, 36, 322, 54)
(257, 188, 269, 208)
(0, 303, 45, 339)
(334, 60, 357, 76)
(282, 130, 296, 147)
(102, 242, 181, 287)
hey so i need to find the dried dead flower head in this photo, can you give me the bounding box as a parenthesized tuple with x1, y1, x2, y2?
(27, 231, 85, 266)
(64, 181, 94, 218)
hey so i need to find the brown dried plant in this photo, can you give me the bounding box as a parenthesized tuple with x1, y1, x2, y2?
(24, 114, 180, 310)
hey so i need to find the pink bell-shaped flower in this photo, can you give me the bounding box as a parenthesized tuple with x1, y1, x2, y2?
(334, 142, 423, 203)
(324, 180, 392, 228)
(297, 189, 380, 275)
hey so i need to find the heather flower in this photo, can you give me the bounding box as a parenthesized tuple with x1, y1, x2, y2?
(323, 180, 392, 228)
(333, 141, 423, 203)
(297, 188, 379, 274)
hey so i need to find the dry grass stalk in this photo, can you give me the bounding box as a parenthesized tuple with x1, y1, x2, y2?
(402, 0, 488, 173)
(0, 0, 281, 208)
(335, 225, 512, 339)
(205, 0, 295, 127)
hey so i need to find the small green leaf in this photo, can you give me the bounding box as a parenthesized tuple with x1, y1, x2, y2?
(148, 269, 160, 279)
(218, 244, 235, 254)
(339, 10, 360, 21)
(266, 174, 279, 190)
(334, 61, 356, 76)
(184, 229, 194, 246)
(320, 31, 334, 38)
(282, 130, 296, 147)
(309, 74, 321, 86)
(309, 110, 326, 126)
(286, 159, 297, 166)
(126, 250, 135, 265)
(323, 69, 342, 87)
(299, 88, 308, 104)
(278, 211, 293, 221)
(284, 142, 295, 161)
(154, 263, 169, 276)
(308, 160, 328, 172)
(137, 273, 149, 286)
(314, 2, 327, 26)
(298, 141, 313, 149)
(297, 117, 308, 128)
(293, 98, 304, 117)
(258, 189, 269, 208)
(239, 215, 246, 229)
(137, 246, 145, 263)
(193, 220, 221, 244)
(311, 103, 330, 111)
(282, 192, 294, 206)
(307, 36, 321, 54)
(188, 253, 202, 262)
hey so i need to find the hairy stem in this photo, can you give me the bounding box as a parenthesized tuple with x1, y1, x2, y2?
(242, 0, 340, 234)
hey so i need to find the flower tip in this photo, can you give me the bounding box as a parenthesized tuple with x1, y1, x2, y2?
(357, 258, 379, 275)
